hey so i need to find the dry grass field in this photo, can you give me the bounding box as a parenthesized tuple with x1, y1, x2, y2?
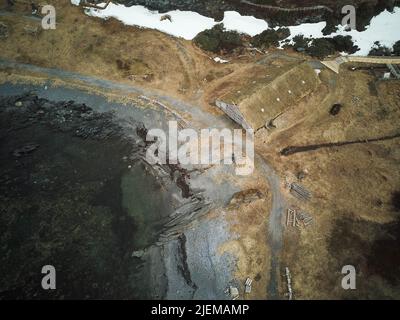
(0, 1, 216, 102)
(257, 66, 400, 299)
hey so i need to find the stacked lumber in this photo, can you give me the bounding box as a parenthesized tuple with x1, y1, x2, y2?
(286, 208, 313, 228)
(290, 182, 311, 201)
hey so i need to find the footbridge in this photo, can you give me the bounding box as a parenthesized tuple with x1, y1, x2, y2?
(321, 56, 400, 75)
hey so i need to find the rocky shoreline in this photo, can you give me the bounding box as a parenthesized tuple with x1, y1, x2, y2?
(0, 84, 239, 299)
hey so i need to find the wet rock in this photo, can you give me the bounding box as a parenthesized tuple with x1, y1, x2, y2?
(0, 92, 182, 299)
(160, 14, 172, 22)
(136, 123, 148, 140)
(41, 102, 53, 110)
(72, 103, 91, 113)
(330, 103, 342, 116)
(229, 286, 239, 299)
(13, 144, 39, 157)
(132, 249, 146, 258)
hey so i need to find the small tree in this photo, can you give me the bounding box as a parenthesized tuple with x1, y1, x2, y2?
(194, 24, 242, 53)
(331, 35, 359, 54)
(322, 17, 338, 35)
(250, 28, 290, 48)
(392, 40, 400, 56)
(306, 38, 336, 59)
(291, 34, 311, 51)
(220, 29, 243, 52)
(368, 41, 392, 56)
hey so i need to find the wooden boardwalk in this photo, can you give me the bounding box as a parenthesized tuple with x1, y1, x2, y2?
(387, 64, 400, 79)
(321, 56, 400, 74)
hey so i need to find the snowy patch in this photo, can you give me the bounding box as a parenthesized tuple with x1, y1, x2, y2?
(329, 8, 400, 55)
(285, 22, 327, 41)
(281, 8, 400, 55)
(73, 2, 269, 40)
(83, 4, 216, 40)
(222, 11, 269, 36)
(72, 1, 400, 55)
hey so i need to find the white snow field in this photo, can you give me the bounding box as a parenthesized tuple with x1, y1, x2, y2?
(71, 1, 400, 56)
(330, 7, 400, 55)
(77, 3, 269, 40)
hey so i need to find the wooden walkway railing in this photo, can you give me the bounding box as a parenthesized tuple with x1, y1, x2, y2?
(321, 56, 400, 74)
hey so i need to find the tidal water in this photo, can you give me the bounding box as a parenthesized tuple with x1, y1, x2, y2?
(0, 83, 173, 299)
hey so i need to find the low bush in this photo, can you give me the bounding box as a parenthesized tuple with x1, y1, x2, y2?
(331, 35, 359, 54)
(306, 38, 336, 58)
(291, 34, 311, 51)
(392, 40, 400, 56)
(193, 24, 243, 53)
(369, 41, 392, 56)
(250, 27, 290, 48)
(289, 35, 359, 58)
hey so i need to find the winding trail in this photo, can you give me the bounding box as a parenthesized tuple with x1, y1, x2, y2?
(257, 155, 286, 298)
(240, 0, 334, 13)
(0, 58, 286, 299)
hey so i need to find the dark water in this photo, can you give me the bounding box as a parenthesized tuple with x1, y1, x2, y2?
(0, 88, 172, 299)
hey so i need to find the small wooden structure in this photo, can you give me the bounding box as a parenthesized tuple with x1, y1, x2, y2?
(286, 208, 313, 228)
(322, 56, 400, 74)
(245, 278, 252, 294)
(290, 182, 311, 201)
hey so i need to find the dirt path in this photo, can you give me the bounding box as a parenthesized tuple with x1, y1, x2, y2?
(0, 59, 286, 299)
(256, 155, 286, 299)
(240, 0, 333, 13)
(0, 9, 42, 22)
